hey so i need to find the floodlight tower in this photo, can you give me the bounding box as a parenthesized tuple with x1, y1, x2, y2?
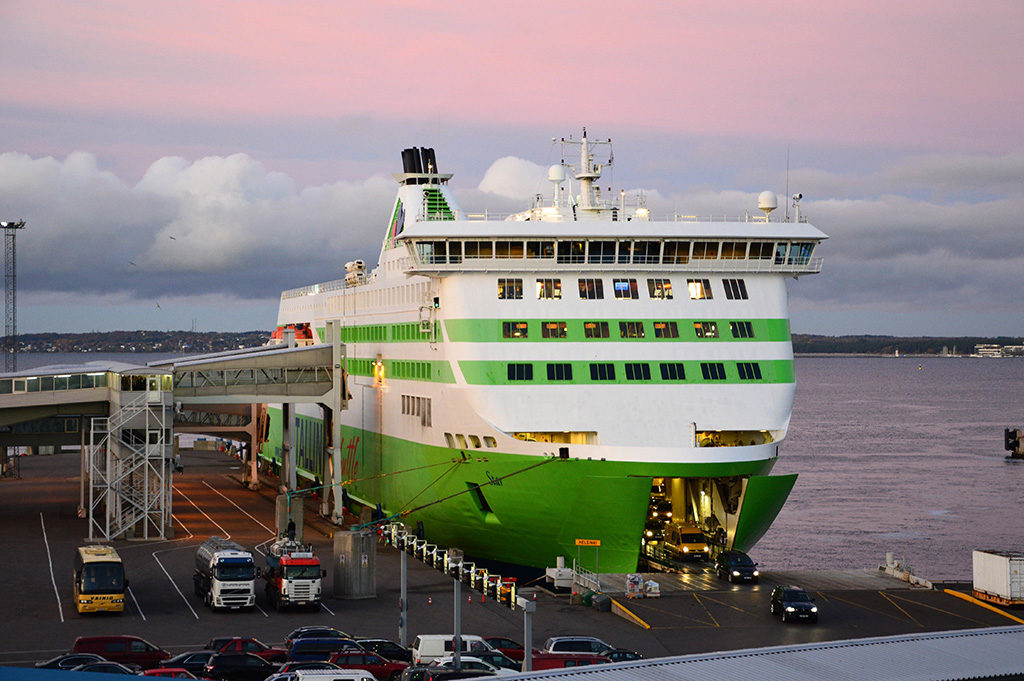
(2, 220, 26, 373)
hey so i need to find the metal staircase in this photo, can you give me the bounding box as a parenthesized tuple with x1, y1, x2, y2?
(87, 388, 172, 541)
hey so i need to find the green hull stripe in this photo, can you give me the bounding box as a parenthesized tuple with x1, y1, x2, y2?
(731, 474, 798, 552)
(445, 318, 791, 343)
(311, 318, 790, 345)
(258, 414, 787, 572)
(344, 357, 456, 383)
(459, 359, 794, 385)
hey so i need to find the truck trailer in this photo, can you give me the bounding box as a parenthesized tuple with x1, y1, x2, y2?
(194, 537, 256, 610)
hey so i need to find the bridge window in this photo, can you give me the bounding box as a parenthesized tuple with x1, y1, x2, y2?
(556, 241, 585, 264)
(465, 240, 493, 258)
(587, 240, 616, 264)
(721, 242, 746, 259)
(750, 242, 774, 260)
(692, 241, 719, 259)
(663, 241, 690, 264)
(632, 241, 661, 264)
(526, 241, 554, 259)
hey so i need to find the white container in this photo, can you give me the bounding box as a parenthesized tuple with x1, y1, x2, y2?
(973, 549, 1024, 602)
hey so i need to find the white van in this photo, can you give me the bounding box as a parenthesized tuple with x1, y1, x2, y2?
(411, 634, 494, 664)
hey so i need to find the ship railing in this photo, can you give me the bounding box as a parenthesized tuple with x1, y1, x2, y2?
(423, 209, 810, 224)
(572, 560, 601, 593)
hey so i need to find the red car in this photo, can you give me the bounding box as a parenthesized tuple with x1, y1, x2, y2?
(205, 637, 288, 663)
(143, 669, 197, 678)
(329, 649, 408, 681)
(483, 637, 526, 662)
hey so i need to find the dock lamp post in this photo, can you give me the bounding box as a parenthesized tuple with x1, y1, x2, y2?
(516, 595, 536, 672)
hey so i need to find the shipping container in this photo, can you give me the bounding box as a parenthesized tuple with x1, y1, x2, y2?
(972, 550, 1024, 604)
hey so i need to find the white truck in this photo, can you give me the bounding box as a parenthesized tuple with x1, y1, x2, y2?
(973, 549, 1024, 605)
(193, 536, 256, 610)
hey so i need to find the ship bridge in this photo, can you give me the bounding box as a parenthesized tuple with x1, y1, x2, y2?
(0, 322, 350, 542)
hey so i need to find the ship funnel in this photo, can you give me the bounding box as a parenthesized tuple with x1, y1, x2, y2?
(401, 148, 419, 175)
(421, 147, 438, 175)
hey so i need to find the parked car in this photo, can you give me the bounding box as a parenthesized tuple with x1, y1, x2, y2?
(286, 627, 352, 650)
(35, 653, 106, 670)
(604, 649, 644, 663)
(205, 636, 288, 662)
(482, 637, 525, 662)
(278, 661, 342, 673)
(357, 638, 413, 663)
(410, 635, 494, 664)
(288, 638, 361, 662)
(157, 651, 216, 675)
(770, 585, 819, 623)
(330, 649, 409, 680)
(463, 650, 520, 672)
(541, 636, 614, 655)
(143, 669, 198, 678)
(529, 653, 612, 670)
(429, 655, 514, 676)
(266, 672, 376, 681)
(715, 550, 760, 583)
(72, 635, 171, 669)
(70, 661, 140, 674)
(203, 651, 280, 680)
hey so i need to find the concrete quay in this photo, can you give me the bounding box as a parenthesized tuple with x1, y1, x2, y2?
(0, 450, 1018, 670)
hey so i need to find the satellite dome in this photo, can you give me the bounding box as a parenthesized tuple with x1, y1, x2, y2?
(758, 191, 778, 213)
(548, 165, 566, 183)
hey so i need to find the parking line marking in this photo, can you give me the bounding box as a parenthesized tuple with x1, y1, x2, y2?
(691, 594, 721, 627)
(128, 586, 146, 621)
(889, 591, 990, 625)
(153, 545, 200, 620)
(203, 480, 276, 535)
(879, 591, 922, 627)
(255, 603, 268, 617)
(39, 513, 64, 623)
(174, 485, 230, 538)
(320, 602, 336, 615)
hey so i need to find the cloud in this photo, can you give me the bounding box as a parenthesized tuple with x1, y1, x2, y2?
(477, 156, 549, 199)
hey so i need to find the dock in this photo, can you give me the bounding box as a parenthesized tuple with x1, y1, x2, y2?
(0, 450, 1021, 669)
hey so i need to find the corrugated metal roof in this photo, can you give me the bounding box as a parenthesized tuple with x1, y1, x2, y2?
(503, 626, 1024, 681)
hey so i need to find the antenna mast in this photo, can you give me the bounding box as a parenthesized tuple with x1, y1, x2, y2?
(2, 220, 25, 373)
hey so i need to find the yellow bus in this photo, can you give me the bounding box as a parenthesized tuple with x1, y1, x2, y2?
(73, 545, 126, 614)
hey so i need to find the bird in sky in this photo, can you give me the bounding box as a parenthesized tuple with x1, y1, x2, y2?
(168, 235, 176, 240)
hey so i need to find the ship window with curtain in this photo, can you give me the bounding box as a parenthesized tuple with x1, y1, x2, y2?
(502, 321, 529, 338)
(663, 241, 690, 264)
(694, 321, 719, 338)
(687, 278, 713, 299)
(653, 321, 679, 338)
(625, 363, 651, 381)
(497, 278, 522, 299)
(647, 278, 673, 299)
(613, 278, 639, 299)
(700, 362, 726, 380)
(536, 278, 562, 299)
(619, 321, 645, 338)
(578, 278, 604, 299)
(723, 278, 748, 300)
(589, 363, 615, 381)
(583, 321, 610, 339)
(541, 321, 567, 339)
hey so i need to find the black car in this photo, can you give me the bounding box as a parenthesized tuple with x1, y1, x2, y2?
(287, 637, 361, 662)
(604, 649, 644, 663)
(70, 661, 139, 674)
(158, 650, 216, 674)
(203, 652, 279, 680)
(770, 585, 819, 622)
(715, 550, 760, 583)
(35, 653, 106, 670)
(357, 638, 413, 663)
(285, 626, 352, 650)
(278, 660, 342, 673)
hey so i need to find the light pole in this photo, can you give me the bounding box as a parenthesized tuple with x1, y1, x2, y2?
(1, 220, 25, 373)
(516, 595, 536, 672)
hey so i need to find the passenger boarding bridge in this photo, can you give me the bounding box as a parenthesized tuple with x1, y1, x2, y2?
(0, 322, 349, 542)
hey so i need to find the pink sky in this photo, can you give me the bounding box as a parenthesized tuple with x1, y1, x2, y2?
(2, 0, 1020, 153)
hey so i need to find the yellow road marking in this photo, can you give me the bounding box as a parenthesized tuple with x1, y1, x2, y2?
(609, 597, 652, 629)
(880, 592, 923, 628)
(692, 594, 721, 627)
(943, 589, 1024, 624)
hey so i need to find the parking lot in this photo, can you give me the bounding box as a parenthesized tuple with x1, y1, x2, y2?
(0, 451, 1018, 669)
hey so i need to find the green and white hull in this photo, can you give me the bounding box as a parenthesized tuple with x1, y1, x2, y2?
(262, 135, 826, 573)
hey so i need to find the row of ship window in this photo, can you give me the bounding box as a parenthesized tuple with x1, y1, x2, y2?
(414, 239, 816, 266)
(503, 320, 755, 340)
(506, 361, 764, 382)
(497, 277, 748, 301)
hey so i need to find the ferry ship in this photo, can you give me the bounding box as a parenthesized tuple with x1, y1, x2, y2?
(261, 132, 827, 572)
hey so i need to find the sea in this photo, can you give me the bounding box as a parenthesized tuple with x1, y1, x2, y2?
(14, 352, 1024, 581)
